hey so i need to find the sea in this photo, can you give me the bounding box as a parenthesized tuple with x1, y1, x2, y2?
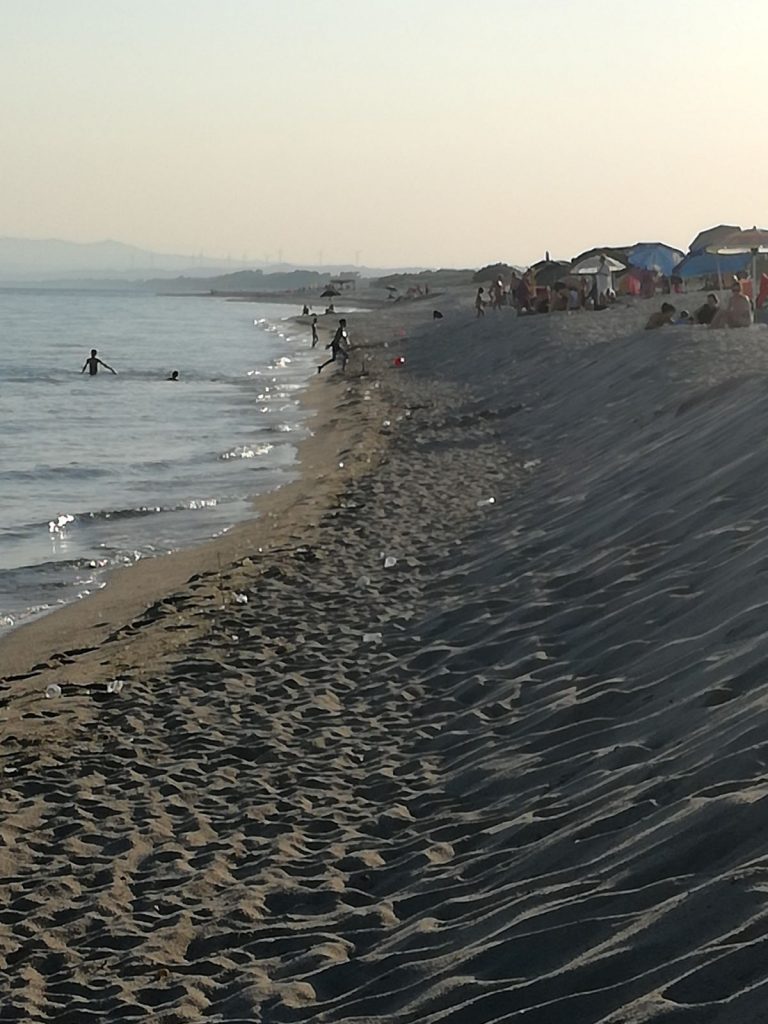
(0, 288, 329, 634)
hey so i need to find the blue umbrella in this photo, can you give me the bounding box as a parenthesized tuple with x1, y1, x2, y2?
(675, 251, 749, 279)
(628, 243, 685, 277)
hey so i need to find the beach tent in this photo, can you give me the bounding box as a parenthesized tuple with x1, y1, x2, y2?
(627, 243, 685, 277)
(707, 227, 768, 300)
(571, 254, 625, 274)
(321, 287, 341, 297)
(675, 250, 749, 279)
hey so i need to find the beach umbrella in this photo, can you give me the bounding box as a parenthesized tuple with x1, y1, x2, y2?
(707, 227, 768, 295)
(321, 287, 341, 298)
(570, 254, 625, 274)
(627, 243, 685, 277)
(675, 250, 749, 280)
(530, 260, 571, 287)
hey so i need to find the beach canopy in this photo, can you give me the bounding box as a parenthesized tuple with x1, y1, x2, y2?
(675, 251, 750, 279)
(531, 259, 571, 286)
(571, 254, 625, 275)
(689, 224, 741, 255)
(706, 227, 768, 256)
(627, 243, 685, 277)
(321, 287, 341, 297)
(707, 227, 768, 295)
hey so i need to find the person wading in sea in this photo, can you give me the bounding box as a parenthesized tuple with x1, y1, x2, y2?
(81, 349, 117, 376)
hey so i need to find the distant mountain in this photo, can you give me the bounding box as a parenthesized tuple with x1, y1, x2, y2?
(0, 237, 429, 286)
(0, 237, 255, 282)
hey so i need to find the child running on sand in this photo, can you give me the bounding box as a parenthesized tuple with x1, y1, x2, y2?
(317, 319, 349, 374)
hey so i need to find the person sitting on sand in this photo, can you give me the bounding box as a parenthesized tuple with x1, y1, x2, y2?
(710, 282, 753, 329)
(81, 348, 117, 375)
(645, 303, 676, 329)
(475, 287, 485, 318)
(167, 370, 179, 380)
(695, 293, 719, 325)
(317, 318, 349, 374)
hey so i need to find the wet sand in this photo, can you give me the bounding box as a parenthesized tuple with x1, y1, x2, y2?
(4, 293, 768, 1022)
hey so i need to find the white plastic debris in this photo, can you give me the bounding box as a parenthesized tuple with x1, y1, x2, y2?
(383, 556, 398, 569)
(45, 684, 62, 699)
(476, 497, 496, 507)
(233, 593, 249, 605)
(106, 679, 125, 694)
(523, 459, 541, 471)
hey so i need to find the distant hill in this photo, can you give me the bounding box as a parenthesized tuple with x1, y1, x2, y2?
(0, 236, 434, 286)
(0, 236, 256, 281)
(146, 268, 327, 294)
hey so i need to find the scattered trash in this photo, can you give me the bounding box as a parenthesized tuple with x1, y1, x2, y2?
(233, 593, 249, 605)
(232, 634, 239, 641)
(106, 679, 125, 694)
(363, 632, 383, 643)
(393, 356, 406, 368)
(383, 556, 398, 569)
(523, 459, 541, 471)
(45, 684, 62, 699)
(338, 461, 345, 469)
(356, 575, 371, 588)
(476, 497, 496, 507)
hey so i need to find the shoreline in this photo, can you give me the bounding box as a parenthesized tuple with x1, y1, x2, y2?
(0, 309, 391, 685)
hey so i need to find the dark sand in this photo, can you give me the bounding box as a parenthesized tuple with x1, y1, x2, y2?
(3, 293, 768, 1021)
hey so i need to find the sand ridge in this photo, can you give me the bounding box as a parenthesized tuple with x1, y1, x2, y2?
(4, 295, 768, 1021)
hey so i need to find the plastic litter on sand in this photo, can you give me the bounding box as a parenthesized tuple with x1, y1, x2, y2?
(383, 556, 398, 569)
(363, 632, 383, 643)
(476, 497, 496, 507)
(106, 679, 125, 694)
(45, 684, 62, 699)
(233, 593, 249, 605)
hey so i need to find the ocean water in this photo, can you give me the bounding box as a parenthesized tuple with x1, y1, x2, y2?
(0, 289, 327, 633)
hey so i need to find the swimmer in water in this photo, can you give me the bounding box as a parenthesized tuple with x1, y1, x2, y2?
(167, 370, 179, 381)
(81, 349, 116, 376)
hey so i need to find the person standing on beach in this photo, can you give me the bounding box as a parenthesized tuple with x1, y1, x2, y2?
(81, 349, 117, 376)
(475, 287, 485, 318)
(317, 318, 349, 373)
(310, 315, 319, 348)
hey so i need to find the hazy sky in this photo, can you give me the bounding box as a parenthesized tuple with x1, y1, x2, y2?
(1, 0, 766, 267)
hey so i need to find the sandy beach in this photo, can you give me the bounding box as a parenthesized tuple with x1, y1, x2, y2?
(4, 290, 768, 1022)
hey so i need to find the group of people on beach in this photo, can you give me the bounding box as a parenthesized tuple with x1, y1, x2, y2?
(475, 259, 617, 319)
(645, 280, 754, 330)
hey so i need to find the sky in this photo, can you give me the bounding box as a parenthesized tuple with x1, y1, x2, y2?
(1, 0, 766, 268)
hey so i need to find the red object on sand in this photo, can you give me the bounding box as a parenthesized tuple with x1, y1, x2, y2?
(393, 356, 406, 367)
